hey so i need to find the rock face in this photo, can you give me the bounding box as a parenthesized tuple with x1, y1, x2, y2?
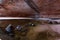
(0, 0, 60, 18)
(0, 0, 36, 17)
(34, 0, 60, 18)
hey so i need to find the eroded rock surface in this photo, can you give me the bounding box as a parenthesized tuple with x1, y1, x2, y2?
(0, 0, 60, 17)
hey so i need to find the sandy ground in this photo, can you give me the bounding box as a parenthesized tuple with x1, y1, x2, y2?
(32, 24, 60, 40)
(33, 24, 60, 34)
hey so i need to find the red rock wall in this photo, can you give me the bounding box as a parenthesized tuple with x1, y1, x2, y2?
(34, 0, 60, 18)
(0, 0, 60, 18)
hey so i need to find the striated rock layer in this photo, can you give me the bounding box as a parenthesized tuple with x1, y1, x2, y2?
(0, 0, 60, 18)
